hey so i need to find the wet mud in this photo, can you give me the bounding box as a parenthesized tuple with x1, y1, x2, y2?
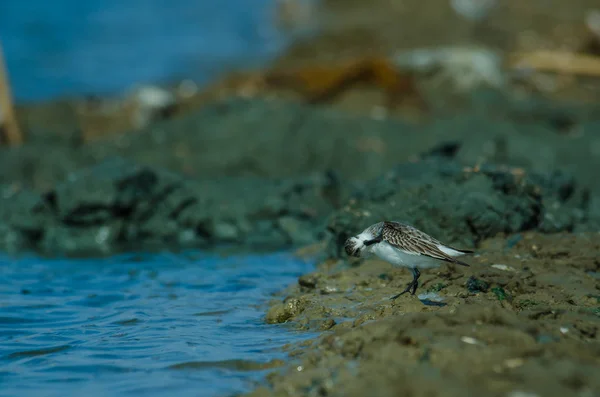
(249, 232, 600, 397)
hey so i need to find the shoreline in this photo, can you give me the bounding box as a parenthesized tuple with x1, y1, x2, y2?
(245, 231, 600, 396)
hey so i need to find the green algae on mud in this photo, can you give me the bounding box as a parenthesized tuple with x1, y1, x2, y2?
(250, 232, 600, 397)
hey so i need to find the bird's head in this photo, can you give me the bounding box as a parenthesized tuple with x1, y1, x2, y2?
(344, 228, 377, 258)
(344, 236, 364, 257)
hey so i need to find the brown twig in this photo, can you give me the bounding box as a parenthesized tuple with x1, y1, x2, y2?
(0, 41, 23, 145)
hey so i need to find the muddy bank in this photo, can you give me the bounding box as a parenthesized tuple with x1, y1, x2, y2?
(4, 95, 600, 192)
(2, 95, 600, 256)
(247, 232, 600, 397)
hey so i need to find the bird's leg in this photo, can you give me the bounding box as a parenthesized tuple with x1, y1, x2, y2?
(410, 268, 420, 295)
(390, 267, 421, 300)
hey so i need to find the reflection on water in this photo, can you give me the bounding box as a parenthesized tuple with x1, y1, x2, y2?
(0, 250, 316, 397)
(0, 0, 289, 102)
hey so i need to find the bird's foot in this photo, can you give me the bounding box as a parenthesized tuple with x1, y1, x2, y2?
(389, 280, 419, 300)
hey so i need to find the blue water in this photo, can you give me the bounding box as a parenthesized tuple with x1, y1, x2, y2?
(0, 3, 315, 395)
(0, 0, 291, 102)
(0, 251, 317, 397)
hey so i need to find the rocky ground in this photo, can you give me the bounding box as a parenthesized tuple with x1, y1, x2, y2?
(246, 231, 600, 397)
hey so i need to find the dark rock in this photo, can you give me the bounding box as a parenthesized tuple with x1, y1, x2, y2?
(211, 221, 240, 242)
(298, 273, 321, 289)
(278, 216, 314, 246)
(325, 158, 593, 258)
(0, 185, 52, 252)
(466, 276, 490, 293)
(0, 223, 29, 254)
(0, 157, 347, 256)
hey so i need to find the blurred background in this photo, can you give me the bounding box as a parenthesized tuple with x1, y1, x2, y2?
(1, 0, 289, 102)
(2, 0, 600, 145)
(2, 0, 600, 100)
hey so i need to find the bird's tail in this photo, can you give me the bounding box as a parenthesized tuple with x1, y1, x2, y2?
(453, 248, 475, 254)
(451, 257, 471, 267)
(438, 244, 475, 257)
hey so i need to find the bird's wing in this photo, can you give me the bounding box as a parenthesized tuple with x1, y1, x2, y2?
(381, 221, 470, 266)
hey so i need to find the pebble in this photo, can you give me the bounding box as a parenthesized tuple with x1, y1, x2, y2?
(492, 264, 516, 272)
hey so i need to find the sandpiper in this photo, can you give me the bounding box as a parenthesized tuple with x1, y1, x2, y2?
(344, 221, 474, 299)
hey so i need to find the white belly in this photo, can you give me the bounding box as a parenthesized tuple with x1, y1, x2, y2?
(368, 241, 443, 269)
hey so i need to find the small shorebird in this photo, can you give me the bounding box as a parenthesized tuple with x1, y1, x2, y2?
(344, 221, 474, 299)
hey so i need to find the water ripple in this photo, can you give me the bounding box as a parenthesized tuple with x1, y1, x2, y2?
(7, 345, 72, 359)
(0, 250, 318, 397)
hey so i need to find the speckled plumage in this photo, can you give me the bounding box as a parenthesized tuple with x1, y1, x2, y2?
(379, 221, 472, 267)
